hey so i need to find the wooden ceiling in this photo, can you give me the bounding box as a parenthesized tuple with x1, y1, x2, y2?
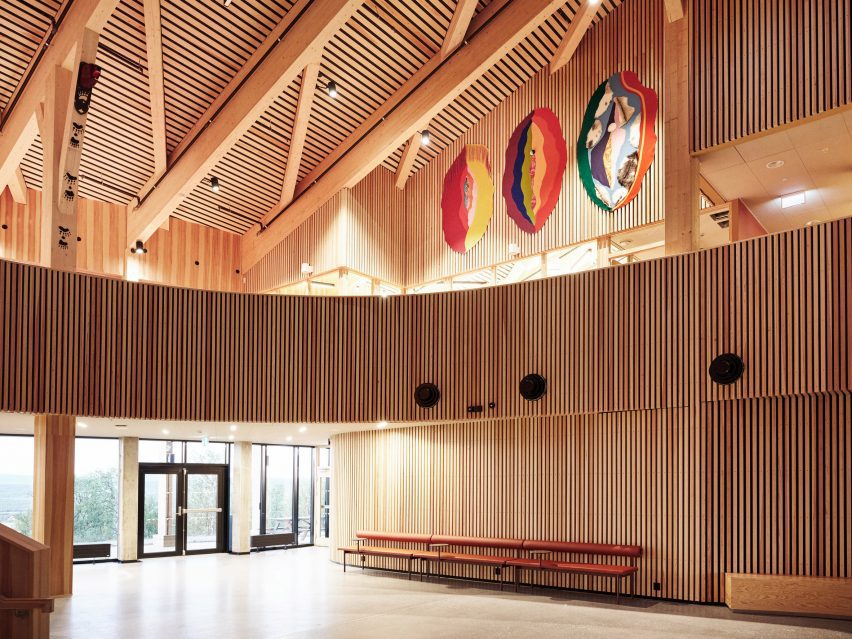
(2, 0, 620, 235)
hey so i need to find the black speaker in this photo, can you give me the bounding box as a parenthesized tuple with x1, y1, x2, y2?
(414, 382, 441, 408)
(519, 374, 546, 401)
(708, 353, 744, 385)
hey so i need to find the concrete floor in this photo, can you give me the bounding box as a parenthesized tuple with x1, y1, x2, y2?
(53, 547, 852, 639)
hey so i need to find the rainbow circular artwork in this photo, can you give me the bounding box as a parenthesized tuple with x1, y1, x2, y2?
(502, 108, 567, 234)
(441, 144, 494, 253)
(577, 71, 658, 211)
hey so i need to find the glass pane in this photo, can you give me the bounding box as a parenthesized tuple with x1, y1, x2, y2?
(142, 473, 178, 554)
(319, 477, 330, 540)
(318, 447, 331, 468)
(139, 440, 181, 463)
(251, 445, 262, 536)
(265, 446, 294, 534)
(74, 438, 119, 557)
(0, 436, 34, 536)
(186, 441, 227, 464)
(185, 473, 219, 551)
(297, 447, 313, 544)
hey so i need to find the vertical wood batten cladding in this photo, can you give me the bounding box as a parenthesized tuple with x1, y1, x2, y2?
(405, 0, 665, 283)
(0, 218, 850, 421)
(691, 0, 852, 151)
(243, 168, 406, 292)
(331, 392, 850, 603)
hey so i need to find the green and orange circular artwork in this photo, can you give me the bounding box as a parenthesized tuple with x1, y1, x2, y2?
(502, 108, 567, 234)
(441, 144, 494, 253)
(578, 71, 658, 211)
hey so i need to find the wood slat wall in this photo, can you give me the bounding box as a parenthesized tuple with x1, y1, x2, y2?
(245, 168, 406, 292)
(0, 217, 848, 423)
(404, 0, 664, 284)
(691, 0, 852, 151)
(330, 390, 851, 604)
(0, 187, 241, 291)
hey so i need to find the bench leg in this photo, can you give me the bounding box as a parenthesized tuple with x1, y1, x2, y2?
(361, 554, 366, 571)
(515, 567, 521, 593)
(408, 557, 413, 581)
(616, 576, 621, 604)
(343, 552, 347, 573)
(630, 573, 635, 597)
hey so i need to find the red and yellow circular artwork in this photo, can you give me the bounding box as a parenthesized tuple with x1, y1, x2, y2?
(441, 144, 494, 253)
(502, 108, 567, 234)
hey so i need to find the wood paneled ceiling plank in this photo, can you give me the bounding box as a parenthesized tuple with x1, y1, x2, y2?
(441, 0, 480, 57)
(6, 166, 28, 204)
(549, 0, 598, 74)
(0, 0, 120, 192)
(143, 0, 167, 179)
(127, 0, 361, 243)
(241, 0, 569, 271)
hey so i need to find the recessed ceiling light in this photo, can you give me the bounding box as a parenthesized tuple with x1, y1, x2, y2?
(806, 220, 819, 226)
(230, 424, 237, 432)
(224, 0, 232, 5)
(162, 428, 170, 435)
(228, 434, 235, 440)
(781, 192, 806, 208)
(377, 421, 388, 429)
(766, 159, 785, 169)
(286, 435, 293, 442)
(78, 422, 88, 429)
(299, 426, 307, 433)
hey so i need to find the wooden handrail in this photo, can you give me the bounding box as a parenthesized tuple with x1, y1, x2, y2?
(0, 596, 54, 613)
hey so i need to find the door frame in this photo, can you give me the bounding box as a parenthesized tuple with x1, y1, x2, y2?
(137, 463, 229, 558)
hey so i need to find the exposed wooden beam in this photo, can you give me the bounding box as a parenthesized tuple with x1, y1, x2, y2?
(143, 0, 167, 179)
(127, 0, 359, 244)
(548, 0, 599, 74)
(6, 166, 28, 204)
(241, 0, 566, 271)
(441, 0, 479, 57)
(394, 133, 421, 190)
(0, 0, 119, 191)
(664, 0, 686, 22)
(276, 62, 320, 213)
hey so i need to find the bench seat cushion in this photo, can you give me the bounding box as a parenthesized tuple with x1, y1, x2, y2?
(523, 540, 642, 558)
(435, 552, 509, 566)
(340, 546, 413, 558)
(540, 561, 638, 576)
(356, 531, 432, 544)
(430, 535, 524, 550)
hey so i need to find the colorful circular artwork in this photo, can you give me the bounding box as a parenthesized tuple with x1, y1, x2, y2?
(577, 71, 658, 211)
(441, 144, 494, 253)
(502, 108, 567, 234)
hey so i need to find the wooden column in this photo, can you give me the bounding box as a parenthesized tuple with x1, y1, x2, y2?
(663, 3, 698, 255)
(32, 415, 75, 597)
(229, 441, 252, 554)
(117, 437, 139, 562)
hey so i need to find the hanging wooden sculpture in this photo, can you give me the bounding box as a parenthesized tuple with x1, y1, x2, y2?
(502, 108, 567, 233)
(577, 71, 657, 212)
(441, 144, 494, 253)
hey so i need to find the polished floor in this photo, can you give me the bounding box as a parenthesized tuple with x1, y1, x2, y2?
(53, 547, 851, 639)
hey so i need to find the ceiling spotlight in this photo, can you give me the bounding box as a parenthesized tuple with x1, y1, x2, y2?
(230, 424, 237, 432)
(326, 80, 338, 99)
(78, 422, 88, 429)
(377, 420, 388, 429)
(298, 426, 307, 433)
(420, 130, 431, 146)
(210, 176, 220, 192)
(130, 240, 147, 255)
(286, 435, 293, 442)
(228, 434, 235, 441)
(162, 428, 169, 435)
(224, 0, 232, 5)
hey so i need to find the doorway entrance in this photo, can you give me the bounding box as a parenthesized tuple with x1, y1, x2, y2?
(138, 464, 228, 558)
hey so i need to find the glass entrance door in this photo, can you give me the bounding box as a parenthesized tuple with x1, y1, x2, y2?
(139, 464, 227, 558)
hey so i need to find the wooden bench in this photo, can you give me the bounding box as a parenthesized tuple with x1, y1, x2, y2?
(339, 531, 641, 601)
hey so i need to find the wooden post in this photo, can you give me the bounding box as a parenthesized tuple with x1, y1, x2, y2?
(32, 415, 76, 597)
(663, 2, 698, 255)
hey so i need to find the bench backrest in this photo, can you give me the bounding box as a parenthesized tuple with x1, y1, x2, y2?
(431, 534, 524, 550)
(355, 531, 641, 558)
(356, 531, 432, 544)
(523, 539, 642, 558)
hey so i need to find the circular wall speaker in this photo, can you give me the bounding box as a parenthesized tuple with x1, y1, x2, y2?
(708, 353, 744, 385)
(519, 374, 546, 401)
(414, 382, 441, 408)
